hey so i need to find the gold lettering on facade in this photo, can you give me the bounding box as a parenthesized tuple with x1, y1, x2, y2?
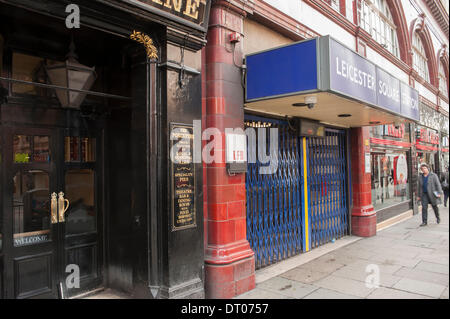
(164, 0, 183, 12)
(183, 0, 200, 19)
(152, 0, 164, 5)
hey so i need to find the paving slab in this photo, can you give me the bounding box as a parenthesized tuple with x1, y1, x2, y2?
(440, 287, 449, 299)
(346, 259, 403, 275)
(415, 261, 449, 275)
(393, 278, 447, 298)
(337, 247, 377, 260)
(257, 277, 318, 299)
(394, 267, 449, 286)
(368, 254, 422, 268)
(416, 254, 449, 266)
(332, 265, 402, 288)
(389, 244, 435, 256)
(404, 233, 446, 244)
(303, 288, 361, 299)
(366, 287, 432, 299)
(312, 253, 357, 267)
(235, 287, 289, 299)
(280, 267, 330, 284)
(295, 258, 346, 274)
(313, 275, 376, 298)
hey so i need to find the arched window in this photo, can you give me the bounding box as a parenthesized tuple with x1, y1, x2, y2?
(412, 32, 430, 82)
(438, 61, 448, 98)
(359, 0, 400, 58)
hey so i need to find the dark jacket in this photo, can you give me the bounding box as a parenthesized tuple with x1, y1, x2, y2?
(418, 172, 443, 205)
(441, 171, 449, 190)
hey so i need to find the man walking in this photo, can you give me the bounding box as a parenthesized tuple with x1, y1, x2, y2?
(441, 166, 449, 207)
(417, 163, 443, 226)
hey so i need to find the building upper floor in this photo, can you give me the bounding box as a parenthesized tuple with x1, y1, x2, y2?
(229, 0, 449, 116)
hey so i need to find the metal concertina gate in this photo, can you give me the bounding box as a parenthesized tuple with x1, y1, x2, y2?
(245, 115, 349, 269)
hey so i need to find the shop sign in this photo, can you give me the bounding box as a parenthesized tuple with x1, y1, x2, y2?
(329, 38, 419, 121)
(170, 123, 196, 231)
(383, 123, 405, 139)
(245, 36, 420, 122)
(330, 38, 377, 106)
(400, 82, 419, 121)
(126, 0, 209, 28)
(376, 67, 400, 114)
(418, 128, 439, 145)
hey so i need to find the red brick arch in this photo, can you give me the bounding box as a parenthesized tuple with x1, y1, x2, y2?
(386, 0, 411, 65)
(410, 14, 438, 87)
(437, 45, 449, 97)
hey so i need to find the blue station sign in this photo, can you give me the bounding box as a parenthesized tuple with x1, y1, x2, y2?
(245, 36, 420, 122)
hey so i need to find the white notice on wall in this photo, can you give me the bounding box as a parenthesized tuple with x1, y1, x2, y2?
(365, 153, 371, 173)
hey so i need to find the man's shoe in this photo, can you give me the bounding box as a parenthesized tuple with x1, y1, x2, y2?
(437, 218, 441, 224)
(419, 223, 427, 227)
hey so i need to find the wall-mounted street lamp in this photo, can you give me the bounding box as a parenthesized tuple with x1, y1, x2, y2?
(45, 39, 96, 109)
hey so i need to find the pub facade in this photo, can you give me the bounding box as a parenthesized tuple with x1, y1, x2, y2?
(0, 0, 210, 299)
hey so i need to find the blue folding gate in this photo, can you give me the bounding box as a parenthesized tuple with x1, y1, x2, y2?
(245, 115, 349, 269)
(308, 129, 349, 249)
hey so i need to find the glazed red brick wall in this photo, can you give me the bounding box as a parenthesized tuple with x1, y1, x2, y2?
(350, 127, 376, 237)
(203, 1, 255, 299)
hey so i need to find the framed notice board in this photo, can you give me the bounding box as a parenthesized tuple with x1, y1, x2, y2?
(170, 123, 197, 231)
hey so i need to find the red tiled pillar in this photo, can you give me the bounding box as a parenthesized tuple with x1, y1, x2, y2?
(350, 127, 376, 237)
(203, 1, 255, 298)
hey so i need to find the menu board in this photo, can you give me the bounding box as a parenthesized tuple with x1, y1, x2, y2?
(170, 123, 196, 231)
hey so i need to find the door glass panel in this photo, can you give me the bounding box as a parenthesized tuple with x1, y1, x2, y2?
(33, 136, 50, 162)
(65, 137, 80, 162)
(13, 170, 51, 246)
(14, 135, 31, 163)
(12, 53, 44, 95)
(81, 138, 96, 162)
(65, 169, 95, 234)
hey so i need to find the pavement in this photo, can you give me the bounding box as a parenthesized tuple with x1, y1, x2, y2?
(235, 206, 449, 299)
(84, 206, 449, 300)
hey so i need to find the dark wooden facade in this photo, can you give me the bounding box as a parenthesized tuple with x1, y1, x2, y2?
(0, 0, 209, 299)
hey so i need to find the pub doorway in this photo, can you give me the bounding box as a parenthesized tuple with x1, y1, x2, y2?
(0, 2, 140, 298)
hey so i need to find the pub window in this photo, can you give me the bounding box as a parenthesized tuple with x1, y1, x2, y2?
(438, 61, 448, 98)
(13, 170, 51, 247)
(358, 0, 400, 58)
(65, 137, 96, 163)
(412, 33, 430, 83)
(13, 135, 50, 163)
(371, 152, 411, 211)
(11, 52, 59, 96)
(65, 169, 96, 235)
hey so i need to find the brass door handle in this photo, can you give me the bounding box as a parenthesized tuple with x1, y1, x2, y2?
(58, 192, 70, 222)
(51, 192, 58, 224)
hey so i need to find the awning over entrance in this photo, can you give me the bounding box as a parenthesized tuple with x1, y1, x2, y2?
(245, 36, 420, 128)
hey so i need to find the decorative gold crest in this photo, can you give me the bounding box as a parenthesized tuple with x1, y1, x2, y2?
(130, 30, 158, 60)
